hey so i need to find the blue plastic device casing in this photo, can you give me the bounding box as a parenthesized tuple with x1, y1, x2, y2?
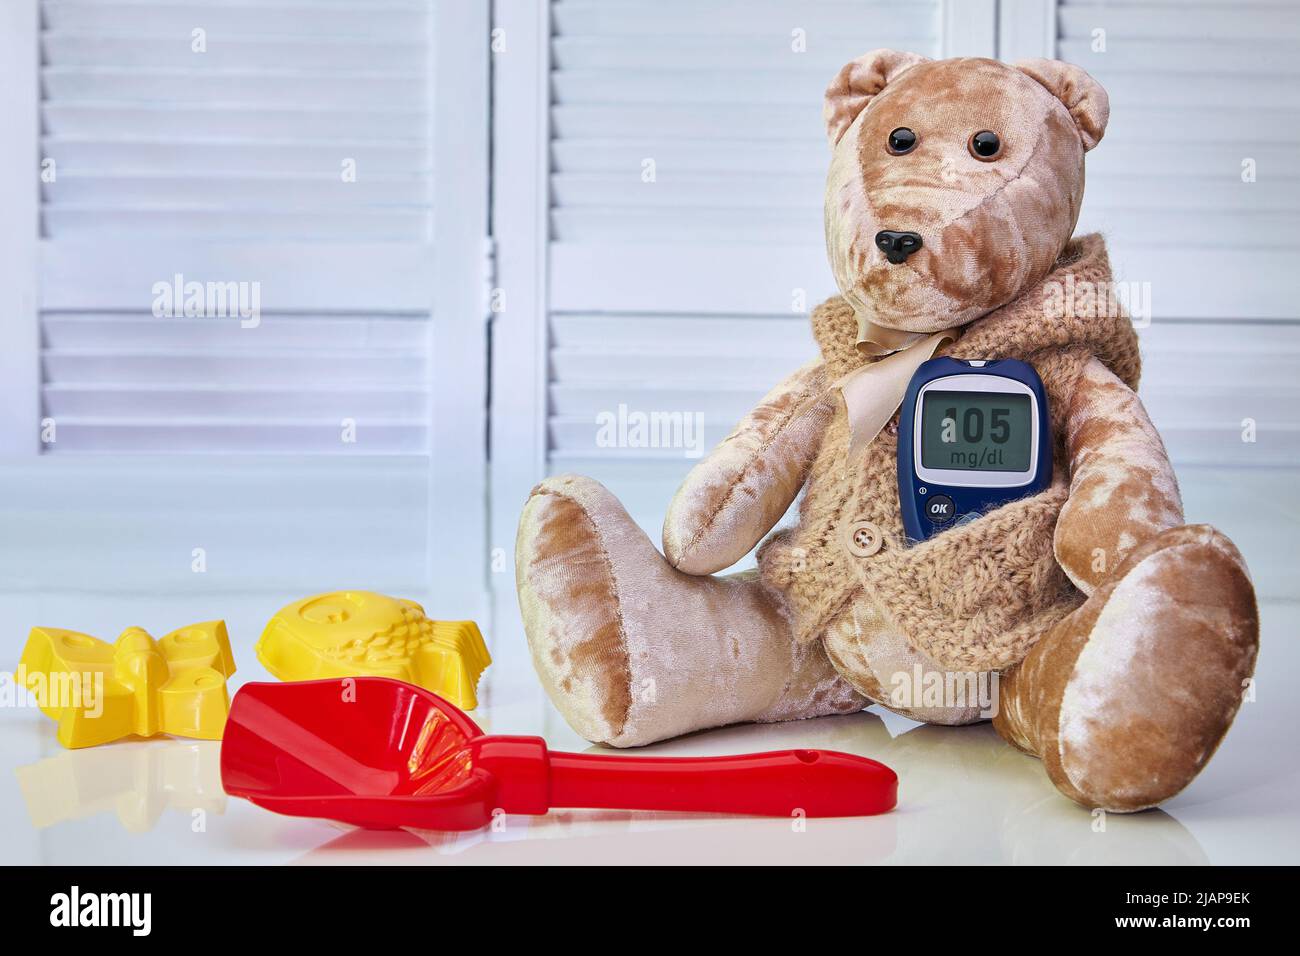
(897, 357, 1052, 543)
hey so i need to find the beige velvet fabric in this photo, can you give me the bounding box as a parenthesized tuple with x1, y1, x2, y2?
(823, 48, 928, 148)
(824, 56, 1105, 333)
(995, 524, 1258, 811)
(1054, 357, 1184, 593)
(518, 475, 864, 748)
(822, 601, 986, 726)
(663, 360, 835, 576)
(514, 50, 1260, 811)
(1015, 58, 1110, 150)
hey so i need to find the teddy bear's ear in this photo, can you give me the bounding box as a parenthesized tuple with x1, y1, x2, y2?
(823, 49, 929, 148)
(1014, 58, 1110, 151)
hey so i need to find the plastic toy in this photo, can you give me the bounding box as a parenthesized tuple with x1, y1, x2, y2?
(256, 591, 490, 711)
(17, 621, 236, 749)
(221, 678, 897, 830)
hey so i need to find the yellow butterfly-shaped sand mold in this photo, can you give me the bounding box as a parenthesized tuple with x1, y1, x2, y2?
(17, 621, 236, 749)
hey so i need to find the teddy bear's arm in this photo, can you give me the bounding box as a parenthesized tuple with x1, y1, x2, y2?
(1054, 357, 1185, 594)
(662, 359, 836, 575)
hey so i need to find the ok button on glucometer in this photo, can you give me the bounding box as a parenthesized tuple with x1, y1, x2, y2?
(924, 494, 955, 525)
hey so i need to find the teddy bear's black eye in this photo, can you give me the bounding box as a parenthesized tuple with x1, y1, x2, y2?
(969, 130, 1001, 159)
(887, 127, 917, 155)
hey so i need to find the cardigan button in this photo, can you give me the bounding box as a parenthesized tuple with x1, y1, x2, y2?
(845, 520, 884, 557)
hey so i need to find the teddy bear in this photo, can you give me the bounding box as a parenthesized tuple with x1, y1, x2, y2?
(515, 50, 1259, 812)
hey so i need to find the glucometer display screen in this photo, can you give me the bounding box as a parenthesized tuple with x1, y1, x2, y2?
(920, 390, 1032, 472)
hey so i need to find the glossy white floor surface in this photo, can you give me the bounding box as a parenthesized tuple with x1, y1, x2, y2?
(1, 458, 1295, 865)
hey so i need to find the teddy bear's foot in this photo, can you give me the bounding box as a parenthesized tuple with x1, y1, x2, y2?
(516, 475, 866, 747)
(994, 524, 1258, 811)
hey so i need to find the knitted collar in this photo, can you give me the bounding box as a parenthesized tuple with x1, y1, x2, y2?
(944, 233, 1141, 390)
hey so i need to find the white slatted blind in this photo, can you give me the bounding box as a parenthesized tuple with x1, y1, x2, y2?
(547, 314, 1297, 595)
(546, 0, 1300, 488)
(41, 312, 429, 452)
(1064, 0, 1300, 318)
(550, 0, 940, 253)
(551, 318, 1300, 469)
(550, 313, 815, 459)
(1058, 0, 1300, 466)
(547, 0, 944, 506)
(550, 311, 812, 537)
(41, 0, 432, 242)
(38, 0, 437, 454)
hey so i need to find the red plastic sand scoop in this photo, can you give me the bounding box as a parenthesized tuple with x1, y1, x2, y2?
(221, 678, 897, 830)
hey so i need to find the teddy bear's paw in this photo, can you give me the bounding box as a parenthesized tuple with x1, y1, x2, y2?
(515, 475, 638, 746)
(1010, 524, 1259, 812)
(517, 475, 864, 748)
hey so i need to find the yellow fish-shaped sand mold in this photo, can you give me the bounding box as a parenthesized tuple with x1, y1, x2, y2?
(17, 621, 236, 749)
(256, 591, 491, 711)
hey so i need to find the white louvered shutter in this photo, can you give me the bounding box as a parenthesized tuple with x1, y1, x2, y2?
(1059, 0, 1300, 467)
(0, 1, 487, 606)
(1047, 0, 1300, 598)
(38, 0, 438, 454)
(545, 0, 950, 535)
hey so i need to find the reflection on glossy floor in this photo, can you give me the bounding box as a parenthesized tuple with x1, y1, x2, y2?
(0, 459, 1297, 865)
(1, 587, 1295, 865)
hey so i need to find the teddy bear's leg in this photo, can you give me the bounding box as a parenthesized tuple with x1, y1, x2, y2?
(993, 524, 1258, 811)
(516, 475, 866, 747)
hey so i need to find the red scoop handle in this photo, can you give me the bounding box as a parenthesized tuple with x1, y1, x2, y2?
(475, 737, 897, 818)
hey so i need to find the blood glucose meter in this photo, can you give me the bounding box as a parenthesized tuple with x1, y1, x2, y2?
(897, 357, 1052, 542)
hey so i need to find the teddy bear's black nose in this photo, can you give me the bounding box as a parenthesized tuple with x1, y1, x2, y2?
(875, 230, 923, 264)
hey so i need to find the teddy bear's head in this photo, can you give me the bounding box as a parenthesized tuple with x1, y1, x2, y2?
(823, 51, 1109, 338)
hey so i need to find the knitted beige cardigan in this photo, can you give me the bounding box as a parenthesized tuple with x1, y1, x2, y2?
(758, 234, 1140, 692)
